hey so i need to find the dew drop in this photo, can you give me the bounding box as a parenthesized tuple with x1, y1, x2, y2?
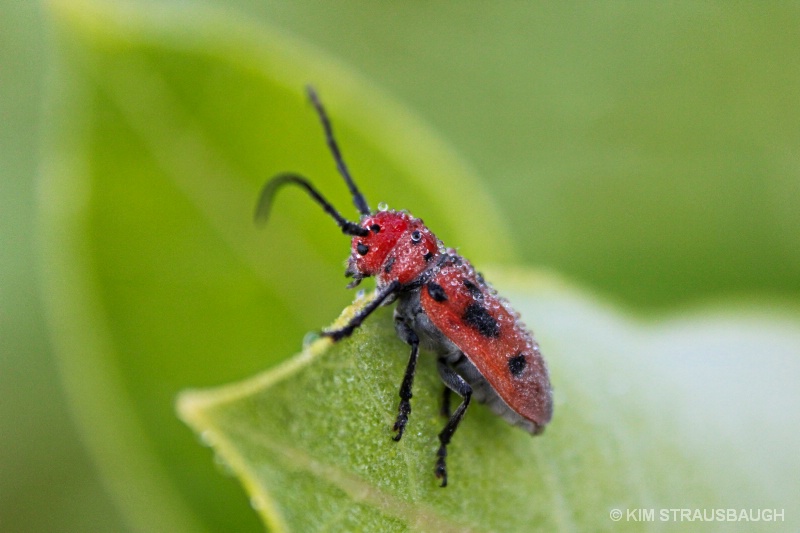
(214, 453, 234, 475)
(200, 430, 215, 446)
(355, 289, 366, 301)
(302, 331, 320, 349)
(377, 202, 389, 211)
(250, 496, 264, 510)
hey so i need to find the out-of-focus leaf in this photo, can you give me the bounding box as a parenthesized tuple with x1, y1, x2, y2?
(264, 2, 800, 308)
(38, 1, 515, 531)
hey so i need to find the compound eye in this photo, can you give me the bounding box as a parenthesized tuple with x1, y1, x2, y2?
(356, 242, 370, 256)
(370, 224, 380, 233)
(411, 230, 422, 243)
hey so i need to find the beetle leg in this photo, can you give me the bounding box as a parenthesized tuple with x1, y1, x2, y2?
(392, 318, 419, 441)
(440, 386, 451, 418)
(321, 280, 400, 341)
(435, 359, 472, 488)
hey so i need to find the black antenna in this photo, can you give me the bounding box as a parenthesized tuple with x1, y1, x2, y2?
(306, 85, 371, 216)
(255, 173, 369, 237)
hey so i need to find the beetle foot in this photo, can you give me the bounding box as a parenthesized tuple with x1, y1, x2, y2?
(392, 400, 410, 441)
(435, 445, 448, 487)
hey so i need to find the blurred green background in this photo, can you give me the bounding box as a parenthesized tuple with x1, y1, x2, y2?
(2, 1, 799, 532)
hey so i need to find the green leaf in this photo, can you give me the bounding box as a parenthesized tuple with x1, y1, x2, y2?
(264, 2, 800, 308)
(37, 1, 800, 531)
(178, 272, 800, 532)
(38, 1, 514, 531)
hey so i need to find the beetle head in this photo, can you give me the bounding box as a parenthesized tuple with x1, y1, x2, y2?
(346, 210, 439, 286)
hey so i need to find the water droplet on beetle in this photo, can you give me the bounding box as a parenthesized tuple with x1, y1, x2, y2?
(377, 202, 388, 211)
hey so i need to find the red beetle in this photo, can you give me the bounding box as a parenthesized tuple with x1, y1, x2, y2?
(256, 87, 552, 487)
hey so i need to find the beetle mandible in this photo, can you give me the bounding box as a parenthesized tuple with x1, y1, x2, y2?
(256, 86, 553, 487)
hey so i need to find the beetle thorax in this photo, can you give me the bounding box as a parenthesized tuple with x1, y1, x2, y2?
(346, 210, 441, 286)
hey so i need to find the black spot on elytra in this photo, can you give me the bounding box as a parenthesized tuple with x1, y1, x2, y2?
(462, 279, 482, 299)
(427, 282, 448, 302)
(384, 256, 396, 274)
(370, 224, 380, 233)
(508, 352, 527, 377)
(423, 251, 433, 261)
(462, 302, 500, 338)
(357, 243, 369, 256)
